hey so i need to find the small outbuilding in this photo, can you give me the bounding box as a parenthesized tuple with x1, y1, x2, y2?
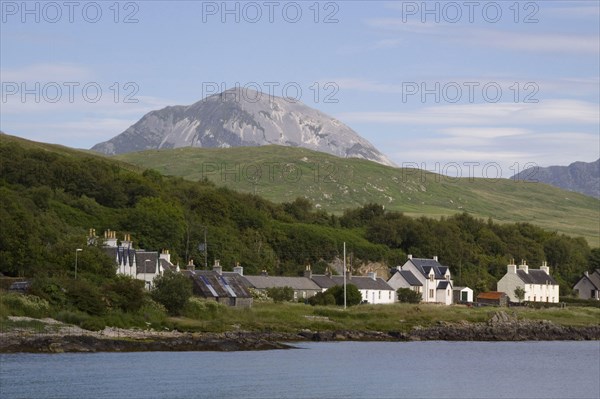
(453, 286, 473, 303)
(477, 291, 509, 307)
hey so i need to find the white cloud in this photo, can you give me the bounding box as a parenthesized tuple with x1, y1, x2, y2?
(338, 99, 599, 126)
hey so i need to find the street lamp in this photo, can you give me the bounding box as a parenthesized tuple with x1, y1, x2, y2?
(75, 248, 82, 279)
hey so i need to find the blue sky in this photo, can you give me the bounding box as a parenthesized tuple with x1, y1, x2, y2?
(1, 1, 598, 177)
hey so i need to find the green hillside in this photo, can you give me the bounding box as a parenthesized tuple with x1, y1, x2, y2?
(116, 146, 600, 246)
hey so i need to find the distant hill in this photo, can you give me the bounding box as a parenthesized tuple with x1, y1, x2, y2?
(116, 146, 600, 246)
(91, 88, 394, 166)
(511, 159, 600, 199)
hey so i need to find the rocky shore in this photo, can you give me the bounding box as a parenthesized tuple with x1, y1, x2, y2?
(2, 312, 598, 353)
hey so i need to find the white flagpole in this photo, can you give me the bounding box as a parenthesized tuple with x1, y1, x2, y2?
(343, 242, 346, 309)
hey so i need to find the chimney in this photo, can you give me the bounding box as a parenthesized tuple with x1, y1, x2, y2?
(540, 260, 550, 275)
(233, 262, 244, 276)
(104, 229, 117, 247)
(325, 266, 332, 277)
(261, 269, 268, 277)
(407, 254, 413, 260)
(346, 267, 352, 280)
(433, 256, 438, 262)
(518, 259, 528, 274)
(122, 233, 132, 249)
(303, 264, 312, 279)
(213, 259, 222, 275)
(186, 259, 195, 271)
(160, 249, 171, 263)
(507, 258, 517, 274)
(584, 271, 589, 277)
(368, 271, 377, 281)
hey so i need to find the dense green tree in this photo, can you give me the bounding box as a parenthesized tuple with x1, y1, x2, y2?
(325, 284, 362, 307)
(151, 270, 193, 316)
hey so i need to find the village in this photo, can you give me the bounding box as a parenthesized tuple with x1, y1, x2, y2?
(92, 229, 600, 309)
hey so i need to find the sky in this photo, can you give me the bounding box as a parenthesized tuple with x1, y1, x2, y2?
(1, 0, 599, 178)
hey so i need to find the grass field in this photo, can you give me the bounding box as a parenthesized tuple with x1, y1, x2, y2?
(116, 146, 600, 246)
(167, 301, 600, 333)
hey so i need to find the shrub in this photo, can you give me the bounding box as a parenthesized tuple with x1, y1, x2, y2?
(0, 293, 51, 318)
(151, 270, 192, 316)
(397, 288, 421, 304)
(80, 317, 106, 331)
(308, 292, 336, 306)
(55, 310, 89, 326)
(326, 284, 362, 307)
(266, 286, 294, 303)
(183, 297, 227, 320)
(65, 279, 106, 316)
(104, 275, 145, 313)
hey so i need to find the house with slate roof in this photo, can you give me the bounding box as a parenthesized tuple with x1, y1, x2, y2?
(387, 255, 453, 305)
(184, 260, 253, 308)
(573, 269, 600, 300)
(95, 229, 178, 289)
(497, 260, 559, 303)
(243, 266, 321, 301)
(309, 267, 396, 305)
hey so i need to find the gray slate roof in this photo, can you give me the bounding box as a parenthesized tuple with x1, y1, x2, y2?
(244, 276, 321, 291)
(576, 269, 600, 289)
(398, 270, 422, 286)
(311, 275, 394, 291)
(186, 270, 252, 299)
(136, 252, 158, 274)
(516, 270, 558, 285)
(410, 258, 450, 279)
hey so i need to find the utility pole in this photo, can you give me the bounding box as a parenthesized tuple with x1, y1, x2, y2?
(343, 242, 346, 309)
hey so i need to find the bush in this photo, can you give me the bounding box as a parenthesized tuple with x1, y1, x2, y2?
(323, 284, 362, 307)
(397, 288, 421, 304)
(266, 286, 294, 303)
(80, 317, 106, 331)
(104, 275, 145, 313)
(151, 270, 192, 316)
(183, 297, 227, 320)
(0, 293, 51, 318)
(308, 291, 336, 306)
(66, 279, 106, 316)
(55, 310, 89, 326)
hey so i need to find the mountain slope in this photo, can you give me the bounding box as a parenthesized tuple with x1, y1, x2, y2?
(91, 88, 394, 166)
(511, 159, 600, 199)
(116, 146, 600, 246)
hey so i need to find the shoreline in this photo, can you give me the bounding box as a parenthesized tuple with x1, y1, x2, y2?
(2, 315, 599, 353)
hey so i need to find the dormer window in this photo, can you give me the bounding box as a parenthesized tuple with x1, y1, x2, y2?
(430, 274, 434, 282)
(445, 275, 449, 281)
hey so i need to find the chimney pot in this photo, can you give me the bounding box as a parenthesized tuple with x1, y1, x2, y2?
(433, 256, 438, 262)
(408, 254, 413, 260)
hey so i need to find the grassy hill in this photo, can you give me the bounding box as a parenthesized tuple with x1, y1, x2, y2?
(116, 146, 600, 246)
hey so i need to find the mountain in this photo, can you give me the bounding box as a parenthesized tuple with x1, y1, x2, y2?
(511, 159, 600, 199)
(91, 88, 395, 166)
(116, 145, 600, 247)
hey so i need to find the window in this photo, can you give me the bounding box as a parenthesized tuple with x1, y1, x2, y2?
(592, 290, 596, 298)
(430, 275, 434, 282)
(546, 297, 548, 302)
(429, 289, 434, 298)
(378, 291, 381, 299)
(388, 291, 392, 299)
(446, 275, 449, 281)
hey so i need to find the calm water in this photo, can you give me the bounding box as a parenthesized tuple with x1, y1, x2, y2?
(1, 341, 599, 399)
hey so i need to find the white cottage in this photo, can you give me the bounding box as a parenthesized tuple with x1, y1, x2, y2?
(387, 255, 453, 305)
(497, 260, 559, 303)
(310, 269, 396, 305)
(94, 229, 177, 289)
(573, 269, 600, 300)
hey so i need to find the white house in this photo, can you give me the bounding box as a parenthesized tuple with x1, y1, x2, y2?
(93, 229, 177, 289)
(573, 269, 600, 300)
(497, 260, 559, 303)
(310, 268, 396, 305)
(387, 255, 453, 305)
